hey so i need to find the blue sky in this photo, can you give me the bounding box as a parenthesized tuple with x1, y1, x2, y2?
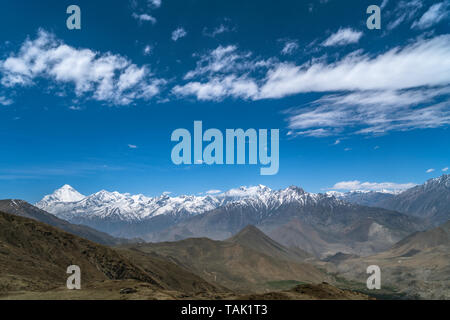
(0, 0, 449, 202)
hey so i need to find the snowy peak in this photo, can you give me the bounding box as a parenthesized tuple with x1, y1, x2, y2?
(424, 174, 450, 189)
(40, 185, 85, 203)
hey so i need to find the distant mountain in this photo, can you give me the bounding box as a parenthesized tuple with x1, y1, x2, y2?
(323, 252, 359, 264)
(0, 210, 223, 298)
(35, 184, 426, 258)
(328, 190, 396, 207)
(0, 199, 125, 246)
(378, 174, 450, 225)
(148, 187, 424, 258)
(227, 225, 313, 262)
(332, 220, 450, 299)
(35, 184, 345, 237)
(389, 220, 450, 255)
(121, 225, 327, 292)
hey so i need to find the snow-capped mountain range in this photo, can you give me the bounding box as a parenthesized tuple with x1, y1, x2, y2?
(38, 175, 450, 227)
(36, 184, 337, 222)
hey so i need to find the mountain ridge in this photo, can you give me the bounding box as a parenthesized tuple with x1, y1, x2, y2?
(0, 200, 129, 246)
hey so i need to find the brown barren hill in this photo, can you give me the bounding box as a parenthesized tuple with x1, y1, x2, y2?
(0, 211, 225, 298)
(122, 226, 330, 292)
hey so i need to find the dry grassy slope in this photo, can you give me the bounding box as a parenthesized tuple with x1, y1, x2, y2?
(0, 200, 124, 246)
(122, 226, 329, 292)
(0, 211, 224, 297)
(239, 283, 372, 300)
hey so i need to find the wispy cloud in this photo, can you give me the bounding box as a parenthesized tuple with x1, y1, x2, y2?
(412, 1, 450, 30)
(182, 45, 269, 80)
(0, 30, 164, 106)
(0, 96, 13, 105)
(443, 167, 449, 172)
(203, 24, 233, 38)
(206, 189, 221, 195)
(260, 35, 450, 98)
(387, 0, 423, 30)
(171, 27, 187, 41)
(128, 144, 138, 149)
(331, 180, 416, 192)
(132, 13, 157, 24)
(281, 40, 299, 55)
(426, 168, 435, 173)
(285, 87, 450, 136)
(287, 128, 333, 137)
(322, 28, 363, 47)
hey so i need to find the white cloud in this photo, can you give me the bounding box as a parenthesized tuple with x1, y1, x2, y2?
(426, 168, 435, 173)
(331, 180, 416, 192)
(412, 1, 449, 29)
(285, 87, 450, 136)
(322, 28, 363, 47)
(281, 41, 299, 55)
(68, 105, 83, 111)
(173, 45, 271, 101)
(206, 189, 221, 195)
(173, 36, 450, 137)
(204, 24, 231, 37)
(132, 13, 157, 24)
(148, 0, 161, 8)
(173, 75, 258, 101)
(334, 139, 341, 145)
(260, 35, 450, 99)
(0, 96, 13, 105)
(0, 30, 164, 105)
(143, 45, 152, 56)
(443, 167, 449, 172)
(128, 144, 138, 149)
(171, 27, 187, 41)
